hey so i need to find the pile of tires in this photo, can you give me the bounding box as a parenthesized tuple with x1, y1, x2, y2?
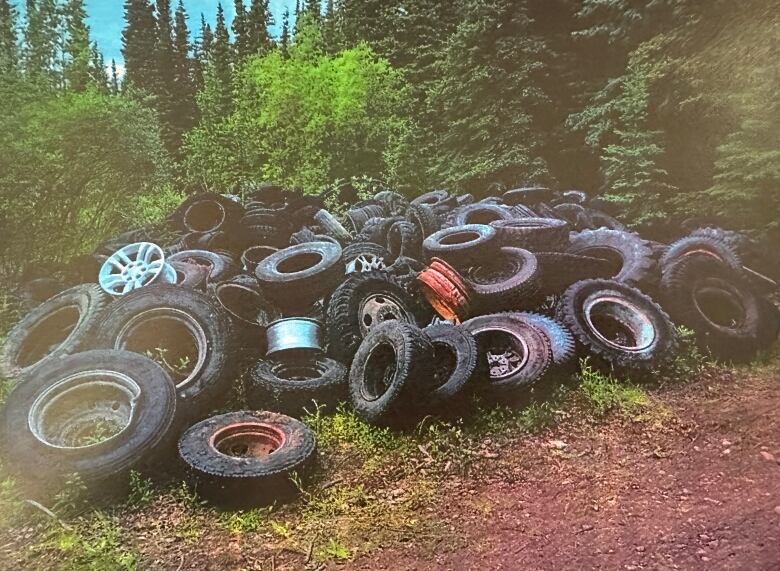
(1, 184, 777, 506)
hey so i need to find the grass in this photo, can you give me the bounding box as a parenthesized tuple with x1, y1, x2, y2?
(577, 360, 650, 418)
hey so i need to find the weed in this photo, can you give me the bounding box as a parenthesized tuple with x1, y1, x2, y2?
(656, 326, 713, 382)
(0, 473, 23, 528)
(125, 471, 155, 510)
(69, 419, 123, 448)
(174, 516, 203, 544)
(319, 537, 351, 561)
(577, 360, 649, 417)
(172, 481, 205, 511)
(221, 507, 272, 534)
(52, 474, 89, 516)
(37, 512, 137, 571)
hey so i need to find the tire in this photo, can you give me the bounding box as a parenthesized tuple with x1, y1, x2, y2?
(314, 209, 352, 243)
(349, 321, 434, 426)
(417, 258, 473, 323)
(552, 203, 591, 231)
(178, 411, 316, 507)
(342, 242, 389, 274)
(585, 208, 627, 232)
(502, 186, 553, 206)
(490, 218, 570, 252)
(422, 224, 497, 267)
(247, 357, 348, 417)
(386, 220, 421, 263)
(1, 285, 108, 378)
(373, 190, 409, 216)
(2, 350, 176, 490)
(406, 204, 440, 239)
(175, 193, 244, 233)
(447, 204, 514, 227)
(463, 247, 540, 312)
(660, 255, 764, 362)
(535, 252, 615, 296)
(411, 190, 450, 208)
(94, 284, 237, 420)
(254, 242, 343, 310)
(462, 313, 552, 395)
(353, 216, 401, 246)
(241, 245, 279, 274)
(422, 324, 478, 405)
(211, 274, 279, 353)
(556, 279, 678, 371)
(345, 204, 387, 234)
(661, 234, 742, 273)
(168, 250, 237, 284)
(170, 261, 210, 290)
(17, 278, 66, 307)
(519, 313, 576, 368)
(567, 229, 656, 288)
(327, 271, 430, 363)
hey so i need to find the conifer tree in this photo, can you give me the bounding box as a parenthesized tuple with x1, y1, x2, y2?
(63, 0, 91, 91)
(322, 0, 336, 53)
(110, 57, 120, 93)
(246, 0, 273, 55)
(89, 43, 109, 92)
(199, 2, 233, 121)
(0, 0, 18, 75)
(122, 0, 158, 93)
(279, 8, 290, 55)
(155, 0, 176, 130)
(170, 0, 196, 148)
(232, 0, 248, 57)
(23, 0, 62, 86)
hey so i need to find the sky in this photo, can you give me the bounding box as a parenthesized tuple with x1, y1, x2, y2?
(12, 1, 296, 71)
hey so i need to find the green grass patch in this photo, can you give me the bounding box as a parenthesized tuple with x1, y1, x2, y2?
(577, 360, 649, 417)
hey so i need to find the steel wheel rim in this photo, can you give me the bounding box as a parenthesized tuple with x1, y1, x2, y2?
(209, 422, 286, 459)
(358, 293, 410, 336)
(28, 370, 139, 450)
(346, 253, 386, 274)
(99, 242, 176, 296)
(583, 293, 656, 352)
(361, 341, 397, 401)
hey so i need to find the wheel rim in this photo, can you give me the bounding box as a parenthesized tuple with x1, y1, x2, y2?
(472, 327, 529, 380)
(266, 318, 323, 355)
(346, 253, 386, 274)
(361, 341, 397, 401)
(115, 308, 208, 389)
(215, 283, 263, 326)
(583, 293, 656, 352)
(99, 242, 176, 296)
(28, 370, 139, 450)
(693, 284, 745, 328)
(270, 361, 325, 381)
(358, 293, 410, 335)
(184, 200, 226, 232)
(210, 422, 286, 458)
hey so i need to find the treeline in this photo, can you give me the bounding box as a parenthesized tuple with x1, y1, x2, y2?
(0, 0, 778, 273)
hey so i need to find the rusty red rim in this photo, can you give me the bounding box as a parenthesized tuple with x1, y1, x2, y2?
(208, 422, 286, 459)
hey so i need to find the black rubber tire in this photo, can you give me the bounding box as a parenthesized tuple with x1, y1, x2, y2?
(464, 247, 540, 312)
(168, 249, 237, 284)
(175, 193, 244, 233)
(210, 274, 278, 356)
(411, 190, 450, 208)
(422, 224, 497, 267)
(559, 190, 589, 205)
(1, 350, 176, 491)
(353, 216, 402, 246)
(345, 204, 387, 234)
(519, 313, 577, 368)
(661, 234, 742, 273)
(502, 186, 553, 206)
(1, 284, 108, 379)
(254, 242, 343, 310)
(423, 323, 478, 405)
(490, 218, 570, 252)
(17, 278, 66, 307)
(556, 279, 678, 371)
(757, 298, 780, 349)
(406, 204, 440, 239)
(462, 313, 552, 396)
(535, 252, 615, 296)
(349, 321, 434, 426)
(386, 220, 422, 263)
(660, 255, 764, 362)
(170, 261, 210, 290)
(585, 208, 627, 232)
(447, 204, 514, 227)
(313, 209, 352, 243)
(373, 190, 409, 216)
(552, 203, 592, 231)
(94, 284, 237, 420)
(567, 229, 656, 288)
(247, 357, 348, 417)
(327, 271, 429, 363)
(178, 411, 316, 507)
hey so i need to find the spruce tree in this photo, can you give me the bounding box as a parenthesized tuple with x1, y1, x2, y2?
(305, 0, 321, 23)
(200, 2, 233, 121)
(63, 0, 91, 91)
(23, 0, 62, 86)
(322, 0, 336, 53)
(0, 0, 18, 75)
(110, 58, 120, 93)
(155, 0, 176, 137)
(170, 0, 196, 148)
(89, 43, 109, 92)
(279, 8, 290, 55)
(246, 0, 273, 55)
(191, 13, 211, 92)
(122, 0, 158, 93)
(232, 0, 248, 58)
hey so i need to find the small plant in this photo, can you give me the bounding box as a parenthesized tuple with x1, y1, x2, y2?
(221, 507, 272, 534)
(578, 360, 649, 417)
(172, 481, 205, 511)
(52, 473, 89, 516)
(320, 537, 351, 561)
(144, 348, 192, 381)
(125, 471, 155, 509)
(70, 419, 123, 448)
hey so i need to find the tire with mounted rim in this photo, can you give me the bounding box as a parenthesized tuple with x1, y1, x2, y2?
(178, 411, 316, 507)
(463, 247, 540, 312)
(490, 218, 570, 252)
(94, 284, 237, 422)
(422, 224, 497, 267)
(422, 323, 478, 406)
(567, 229, 656, 288)
(1, 350, 176, 492)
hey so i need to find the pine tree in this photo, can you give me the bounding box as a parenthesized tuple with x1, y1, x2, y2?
(23, 0, 62, 86)
(192, 13, 211, 92)
(63, 0, 91, 91)
(280, 8, 290, 55)
(122, 0, 158, 93)
(0, 0, 18, 75)
(199, 2, 233, 121)
(232, 0, 248, 58)
(170, 0, 197, 148)
(246, 0, 273, 55)
(155, 0, 176, 135)
(322, 0, 336, 53)
(110, 58, 120, 93)
(89, 43, 109, 92)
(305, 0, 321, 23)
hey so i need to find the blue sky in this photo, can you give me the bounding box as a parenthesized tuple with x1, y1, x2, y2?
(12, 1, 295, 69)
